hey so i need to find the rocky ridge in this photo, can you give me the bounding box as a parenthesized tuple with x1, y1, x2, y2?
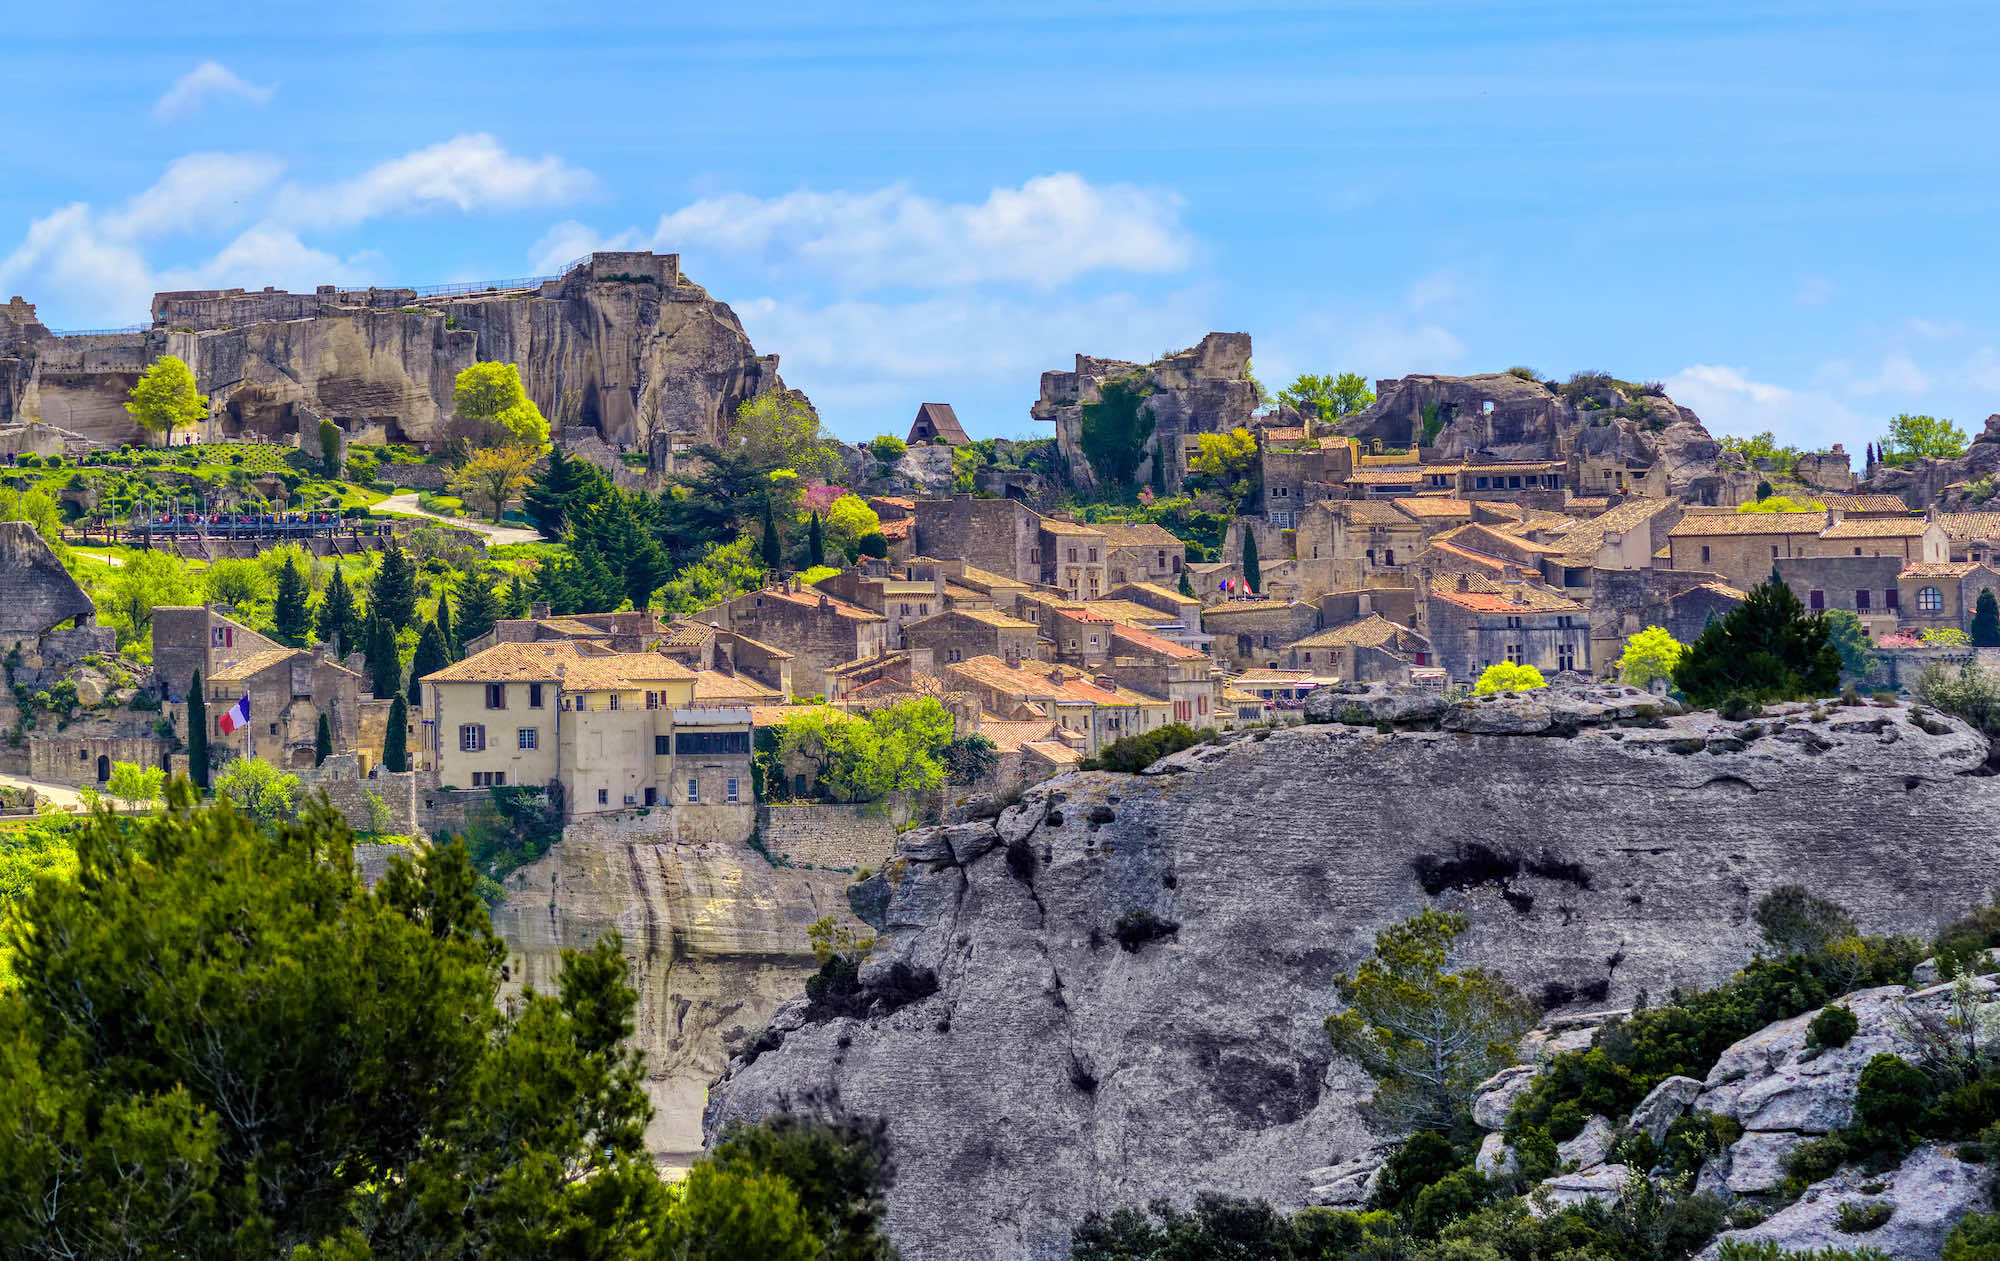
(705, 684, 2000, 1260)
(1031, 333, 1259, 491)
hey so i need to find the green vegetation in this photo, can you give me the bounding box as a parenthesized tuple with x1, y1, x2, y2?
(1079, 372, 1155, 486)
(1719, 430, 1803, 471)
(1078, 723, 1211, 773)
(0, 814, 77, 987)
(1186, 427, 1259, 513)
(1277, 371, 1374, 419)
(1474, 662, 1546, 695)
(867, 433, 907, 462)
(1673, 568, 1840, 707)
(124, 353, 208, 446)
(213, 756, 301, 830)
(444, 784, 565, 905)
(450, 360, 551, 451)
(1616, 627, 1684, 690)
(1880, 412, 1969, 465)
(1242, 528, 1261, 592)
(1824, 609, 1876, 683)
(765, 698, 958, 805)
(1738, 494, 1826, 513)
(1974, 589, 2000, 648)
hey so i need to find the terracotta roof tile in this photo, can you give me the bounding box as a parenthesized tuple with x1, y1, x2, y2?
(423, 641, 584, 684)
(1820, 517, 1932, 539)
(1936, 513, 2000, 542)
(1110, 623, 1205, 660)
(1390, 497, 1474, 519)
(1667, 511, 1829, 537)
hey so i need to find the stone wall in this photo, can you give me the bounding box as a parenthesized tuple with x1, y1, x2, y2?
(376, 461, 448, 490)
(299, 755, 420, 836)
(756, 803, 901, 871)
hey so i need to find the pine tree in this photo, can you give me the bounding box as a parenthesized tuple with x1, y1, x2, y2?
(1976, 588, 2000, 648)
(370, 545, 417, 631)
(186, 670, 209, 793)
(273, 555, 311, 646)
(457, 575, 506, 650)
(761, 501, 783, 571)
(808, 512, 825, 568)
(1672, 566, 1842, 707)
(382, 693, 409, 773)
(1242, 529, 1261, 593)
(433, 589, 456, 660)
(522, 445, 609, 541)
(506, 574, 531, 618)
(314, 713, 333, 767)
(365, 614, 400, 700)
(409, 620, 450, 701)
(317, 566, 360, 658)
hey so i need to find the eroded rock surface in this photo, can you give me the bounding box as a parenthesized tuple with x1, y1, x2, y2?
(706, 696, 2000, 1260)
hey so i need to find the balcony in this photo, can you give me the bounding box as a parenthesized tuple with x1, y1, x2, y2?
(672, 705, 753, 727)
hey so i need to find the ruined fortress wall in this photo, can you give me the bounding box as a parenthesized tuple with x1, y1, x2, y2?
(756, 803, 900, 870)
(708, 706, 2000, 1261)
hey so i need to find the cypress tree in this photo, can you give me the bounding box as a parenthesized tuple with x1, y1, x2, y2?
(186, 670, 209, 793)
(383, 693, 409, 773)
(1975, 588, 2000, 648)
(433, 589, 456, 660)
(314, 712, 332, 767)
(808, 512, 825, 568)
(506, 573, 531, 618)
(370, 545, 417, 631)
(273, 554, 311, 646)
(1178, 568, 1194, 598)
(365, 613, 400, 700)
(409, 619, 450, 701)
(457, 575, 506, 650)
(1242, 529, 1261, 593)
(761, 501, 783, 571)
(316, 565, 359, 658)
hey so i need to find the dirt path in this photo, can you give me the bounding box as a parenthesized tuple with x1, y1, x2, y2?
(376, 494, 545, 547)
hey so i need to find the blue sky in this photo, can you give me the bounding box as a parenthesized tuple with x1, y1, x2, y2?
(7, 2, 2000, 456)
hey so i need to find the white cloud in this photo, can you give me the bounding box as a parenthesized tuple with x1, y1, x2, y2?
(1793, 274, 1834, 306)
(157, 225, 374, 294)
(1665, 363, 1871, 453)
(275, 134, 596, 230)
(0, 203, 156, 327)
(552, 173, 1191, 292)
(152, 61, 274, 122)
(99, 153, 285, 240)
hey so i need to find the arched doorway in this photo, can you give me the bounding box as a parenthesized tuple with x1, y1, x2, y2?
(96, 754, 110, 783)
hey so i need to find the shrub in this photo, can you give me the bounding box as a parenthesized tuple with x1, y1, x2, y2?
(1112, 909, 1178, 953)
(1807, 1004, 1861, 1052)
(866, 434, 907, 462)
(1916, 662, 2000, 735)
(1853, 1054, 1932, 1140)
(1473, 662, 1546, 695)
(1371, 1131, 1463, 1215)
(1933, 892, 2000, 977)
(1079, 723, 1210, 773)
(1758, 885, 1857, 956)
(1834, 1201, 1893, 1234)
(1945, 1211, 2000, 1261)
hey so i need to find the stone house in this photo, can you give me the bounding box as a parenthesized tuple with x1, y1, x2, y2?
(655, 620, 795, 702)
(1665, 511, 1830, 592)
(1936, 513, 2000, 564)
(695, 582, 890, 698)
(1813, 515, 1949, 565)
(1097, 624, 1217, 727)
(1419, 574, 1591, 684)
(1318, 587, 1420, 632)
(1278, 616, 1433, 681)
(901, 608, 1040, 667)
(1102, 582, 1208, 643)
(941, 656, 1169, 754)
(418, 641, 754, 834)
(813, 565, 947, 643)
(205, 647, 365, 770)
(906, 402, 970, 446)
(152, 606, 285, 704)
(1584, 571, 1746, 668)
(462, 608, 663, 656)
(1037, 517, 1109, 599)
(911, 496, 1043, 587)
(1259, 437, 1353, 528)
(1200, 599, 1322, 671)
(1898, 562, 2000, 635)
(1775, 555, 1907, 637)
(1097, 521, 1186, 586)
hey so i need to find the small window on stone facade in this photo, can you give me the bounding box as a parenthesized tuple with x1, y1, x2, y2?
(598, 789, 608, 805)
(1857, 590, 1871, 610)
(1886, 589, 1900, 610)
(529, 683, 544, 708)
(459, 724, 485, 752)
(608, 694, 620, 711)
(1701, 546, 1711, 564)
(484, 684, 506, 710)
(688, 778, 700, 804)
(1918, 586, 1944, 613)
(1506, 644, 1523, 664)
(519, 728, 537, 750)
(1772, 546, 1780, 559)
(1809, 590, 1824, 611)
(728, 779, 740, 804)
(1558, 645, 1575, 672)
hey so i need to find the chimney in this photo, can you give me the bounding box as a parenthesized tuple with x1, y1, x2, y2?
(1456, 573, 1470, 592)
(1827, 507, 1845, 526)
(818, 594, 830, 611)
(1095, 674, 1118, 691)
(531, 601, 551, 619)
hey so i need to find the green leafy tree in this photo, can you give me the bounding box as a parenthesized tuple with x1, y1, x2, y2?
(571, 491, 671, 609)
(104, 761, 164, 811)
(409, 619, 450, 701)
(0, 789, 673, 1256)
(1277, 371, 1374, 419)
(272, 553, 311, 646)
(1719, 430, 1801, 469)
(384, 693, 409, 772)
(507, 573, 531, 618)
(1882, 412, 1969, 463)
(1738, 494, 1825, 514)
(204, 557, 273, 617)
(1178, 569, 1194, 597)
(315, 712, 333, 767)
(772, 700, 954, 804)
(1974, 589, 2000, 648)
(0, 485, 64, 545)
(316, 565, 361, 657)
(370, 545, 418, 631)
(451, 361, 550, 450)
(523, 445, 612, 540)
(730, 391, 841, 481)
(1616, 626, 1684, 689)
(762, 500, 784, 570)
(1241, 529, 1260, 593)
(823, 495, 881, 559)
(1824, 608, 1876, 681)
(456, 573, 507, 650)
(187, 670, 209, 792)
(866, 434, 906, 462)
(317, 418, 342, 477)
(808, 511, 826, 567)
(1474, 662, 1547, 695)
(856, 533, 889, 560)
(701, 1115, 899, 1261)
(97, 548, 201, 654)
(213, 757, 301, 831)
(1187, 428, 1259, 513)
(1672, 567, 1841, 707)
(1325, 909, 1536, 1132)
(124, 353, 208, 446)
(1078, 374, 1155, 486)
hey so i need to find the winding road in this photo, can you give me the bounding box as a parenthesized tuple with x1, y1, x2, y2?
(376, 494, 545, 546)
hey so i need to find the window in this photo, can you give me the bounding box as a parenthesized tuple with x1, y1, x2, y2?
(1809, 590, 1824, 611)
(645, 691, 661, 710)
(1508, 476, 1522, 489)
(1855, 589, 1871, 611)
(675, 730, 752, 755)
(212, 627, 224, 646)
(1886, 589, 1900, 610)
(948, 648, 962, 662)
(1476, 477, 1489, 489)
(528, 683, 544, 708)
(1701, 545, 1711, 564)
(269, 723, 278, 736)
(644, 787, 657, 806)
(1558, 645, 1575, 672)
(1505, 615, 1523, 629)
(1505, 643, 1523, 664)
(484, 684, 506, 709)
(471, 771, 507, 787)
(1087, 548, 1097, 562)
(899, 603, 911, 616)
(1918, 586, 1944, 613)
(1030, 546, 1040, 563)
(655, 734, 671, 756)
(518, 727, 537, 750)
(597, 789, 608, 805)
(1068, 547, 1077, 562)
(458, 724, 485, 752)
(1157, 550, 1166, 568)
(608, 694, 620, 711)
(687, 779, 700, 804)
(1855, 548, 1863, 557)
(727, 778, 740, 804)
(1772, 546, 1780, 559)
(918, 603, 928, 616)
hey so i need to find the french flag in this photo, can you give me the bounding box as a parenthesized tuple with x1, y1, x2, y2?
(217, 695, 250, 736)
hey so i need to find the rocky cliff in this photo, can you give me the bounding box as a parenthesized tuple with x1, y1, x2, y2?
(1339, 372, 1744, 504)
(1031, 333, 1259, 491)
(2, 252, 790, 451)
(704, 689, 2000, 1260)
(488, 817, 869, 1167)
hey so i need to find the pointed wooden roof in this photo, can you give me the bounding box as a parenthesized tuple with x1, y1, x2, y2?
(908, 402, 971, 446)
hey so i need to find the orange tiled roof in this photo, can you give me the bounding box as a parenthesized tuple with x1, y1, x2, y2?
(1390, 497, 1475, 519)
(1935, 513, 2000, 542)
(1667, 511, 1828, 537)
(1820, 517, 1933, 539)
(1428, 583, 1584, 614)
(424, 641, 584, 684)
(1111, 623, 1205, 660)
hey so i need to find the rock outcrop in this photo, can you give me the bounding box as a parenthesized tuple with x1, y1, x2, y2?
(1031, 333, 1259, 491)
(705, 690, 2000, 1260)
(1868, 413, 2000, 508)
(0, 521, 95, 645)
(2, 252, 790, 451)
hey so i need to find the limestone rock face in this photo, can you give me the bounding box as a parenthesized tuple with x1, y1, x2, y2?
(1696, 985, 1913, 1135)
(706, 701, 2000, 1261)
(1627, 1075, 1703, 1145)
(1696, 1145, 1987, 1260)
(1031, 333, 1258, 490)
(0, 522, 96, 643)
(1557, 1115, 1615, 1170)
(488, 821, 862, 1167)
(1472, 1064, 1541, 1130)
